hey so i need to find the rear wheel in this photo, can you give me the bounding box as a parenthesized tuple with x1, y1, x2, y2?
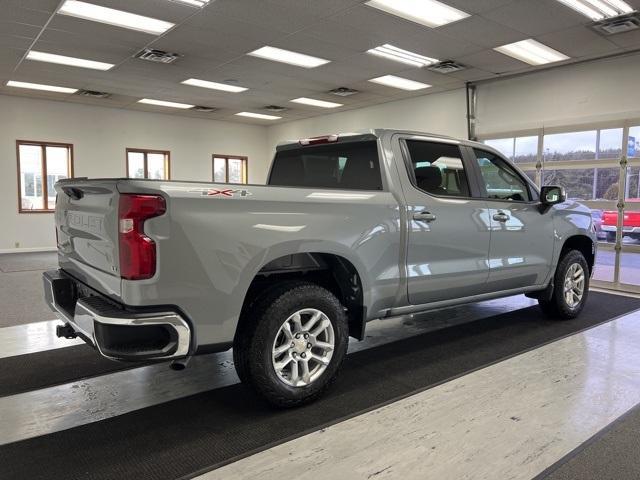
(606, 231, 617, 243)
(233, 281, 349, 407)
(539, 249, 589, 319)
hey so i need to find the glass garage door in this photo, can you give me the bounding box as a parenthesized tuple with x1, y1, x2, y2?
(484, 121, 640, 293)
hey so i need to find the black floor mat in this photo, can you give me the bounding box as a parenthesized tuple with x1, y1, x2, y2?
(536, 403, 640, 480)
(0, 345, 149, 397)
(1, 292, 639, 480)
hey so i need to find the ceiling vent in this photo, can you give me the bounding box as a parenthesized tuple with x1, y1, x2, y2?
(591, 12, 640, 35)
(77, 89, 111, 98)
(428, 60, 466, 74)
(135, 48, 181, 64)
(329, 87, 359, 97)
(263, 105, 288, 112)
(192, 106, 217, 112)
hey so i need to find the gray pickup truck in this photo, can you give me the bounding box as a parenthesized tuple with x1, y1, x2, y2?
(44, 129, 596, 406)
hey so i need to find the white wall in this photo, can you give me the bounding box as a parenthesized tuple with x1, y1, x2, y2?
(0, 95, 269, 252)
(267, 88, 468, 152)
(476, 52, 640, 136)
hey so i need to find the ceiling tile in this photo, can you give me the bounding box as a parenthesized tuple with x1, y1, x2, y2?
(481, 0, 586, 37)
(536, 26, 620, 58)
(456, 49, 529, 74)
(3, 5, 52, 26)
(5, 0, 60, 13)
(443, 0, 517, 14)
(436, 16, 526, 48)
(606, 29, 640, 49)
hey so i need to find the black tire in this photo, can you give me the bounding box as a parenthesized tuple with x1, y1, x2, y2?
(539, 249, 589, 319)
(606, 231, 616, 243)
(233, 281, 349, 408)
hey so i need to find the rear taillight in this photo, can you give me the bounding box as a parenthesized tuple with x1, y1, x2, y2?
(601, 211, 618, 225)
(118, 194, 166, 280)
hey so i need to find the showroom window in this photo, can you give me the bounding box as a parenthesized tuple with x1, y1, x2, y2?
(213, 155, 248, 184)
(126, 149, 170, 180)
(17, 140, 74, 212)
(481, 121, 640, 293)
(484, 135, 538, 164)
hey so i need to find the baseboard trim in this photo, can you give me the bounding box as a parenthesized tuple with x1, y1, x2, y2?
(0, 247, 57, 254)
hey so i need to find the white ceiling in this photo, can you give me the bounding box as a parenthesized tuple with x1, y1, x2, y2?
(1, 0, 639, 125)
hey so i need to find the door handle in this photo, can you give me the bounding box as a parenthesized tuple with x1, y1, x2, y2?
(413, 211, 437, 223)
(493, 211, 510, 222)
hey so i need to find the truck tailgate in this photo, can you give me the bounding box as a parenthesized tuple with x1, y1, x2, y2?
(54, 179, 122, 298)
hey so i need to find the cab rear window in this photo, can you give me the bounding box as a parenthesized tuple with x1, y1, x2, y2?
(268, 140, 383, 190)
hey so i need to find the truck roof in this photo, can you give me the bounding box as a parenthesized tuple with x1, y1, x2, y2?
(276, 129, 487, 150)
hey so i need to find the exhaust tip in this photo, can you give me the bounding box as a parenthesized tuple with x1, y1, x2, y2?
(170, 357, 191, 371)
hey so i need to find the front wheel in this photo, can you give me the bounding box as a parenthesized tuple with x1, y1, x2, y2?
(233, 281, 349, 407)
(539, 249, 589, 319)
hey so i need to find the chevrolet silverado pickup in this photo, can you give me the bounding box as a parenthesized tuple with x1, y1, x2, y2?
(44, 129, 596, 406)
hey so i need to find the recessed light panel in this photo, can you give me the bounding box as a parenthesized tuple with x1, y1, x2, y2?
(365, 0, 470, 28)
(247, 46, 330, 68)
(367, 44, 439, 67)
(235, 112, 282, 120)
(26, 51, 114, 71)
(182, 78, 248, 93)
(138, 98, 194, 109)
(494, 39, 570, 65)
(6, 80, 77, 93)
(290, 97, 343, 108)
(58, 1, 175, 35)
(556, 0, 634, 20)
(368, 75, 431, 91)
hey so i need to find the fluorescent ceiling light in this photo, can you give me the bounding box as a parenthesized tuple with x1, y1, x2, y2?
(172, 0, 210, 6)
(365, 0, 470, 28)
(26, 50, 114, 71)
(58, 1, 174, 35)
(555, 0, 633, 20)
(235, 112, 281, 120)
(494, 39, 570, 66)
(290, 97, 343, 108)
(6, 80, 77, 94)
(247, 46, 330, 68)
(367, 44, 439, 67)
(138, 98, 194, 109)
(181, 78, 248, 93)
(368, 75, 431, 91)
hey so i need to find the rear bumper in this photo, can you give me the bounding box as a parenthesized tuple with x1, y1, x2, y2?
(601, 225, 640, 234)
(43, 269, 191, 361)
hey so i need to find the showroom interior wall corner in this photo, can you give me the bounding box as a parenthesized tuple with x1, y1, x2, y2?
(266, 88, 469, 153)
(0, 94, 270, 252)
(475, 52, 640, 136)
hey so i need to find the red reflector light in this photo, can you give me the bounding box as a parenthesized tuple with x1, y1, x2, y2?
(299, 134, 338, 146)
(118, 194, 166, 280)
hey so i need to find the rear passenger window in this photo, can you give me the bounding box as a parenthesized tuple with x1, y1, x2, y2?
(405, 140, 470, 197)
(269, 140, 382, 190)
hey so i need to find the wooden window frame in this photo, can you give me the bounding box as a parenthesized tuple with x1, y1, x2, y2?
(16, 140, 74, 214)
(212, 154, 248, 184)
(126, 148, 171, 180)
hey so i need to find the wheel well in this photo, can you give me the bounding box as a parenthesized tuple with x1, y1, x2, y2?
(239, 253, 366, 340)
(561, 235, 595, 273)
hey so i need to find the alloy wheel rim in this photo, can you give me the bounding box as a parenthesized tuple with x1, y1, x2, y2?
(271, 308, 335, 387)
(564, 262, 585, 308)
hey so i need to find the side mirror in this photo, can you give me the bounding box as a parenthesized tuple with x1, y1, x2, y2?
(539, 185, 566, 212)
